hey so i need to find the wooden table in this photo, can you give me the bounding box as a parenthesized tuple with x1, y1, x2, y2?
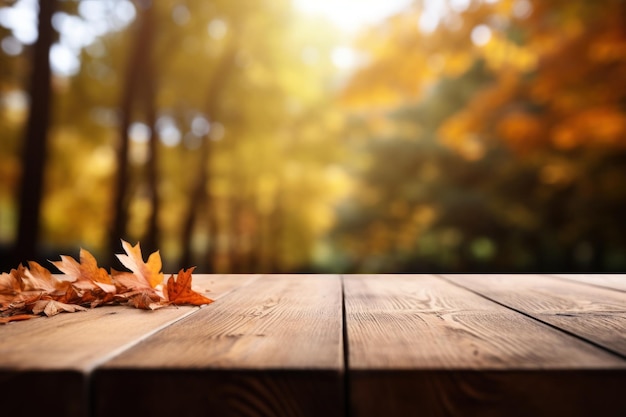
(1, 274, 625, 417)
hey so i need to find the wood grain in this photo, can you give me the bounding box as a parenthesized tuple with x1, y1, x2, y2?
(344, 274, 626, 417)
(548, 274, 626, 292)
(93, 274, 344, 417)
(441, 274, 626, 357)
(4, 274, 626, 417)
(0, 274, 254, 417)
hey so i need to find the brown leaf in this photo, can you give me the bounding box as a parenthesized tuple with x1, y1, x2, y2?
(164, 267, 214, 306)
(0, 266, 25, 305)
(21, 261, 64, 293)
(51, 248, 116, 294)
(58, 284, 106, 307)
(111, 269, 148, 292)
(1, 241, 212, 320)
(0, 314, 40, 324)
(125, 290, 164, 310)
(31, 299, 88, 317)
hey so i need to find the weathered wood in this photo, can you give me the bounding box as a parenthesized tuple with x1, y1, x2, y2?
(548, 274, 626, 292)
(344, 274, 626, 417)
(0, 274, 254, 417)
(442, 274, 626, 357)
(93, 274, 344, 417)
(3, 274, 626, 417)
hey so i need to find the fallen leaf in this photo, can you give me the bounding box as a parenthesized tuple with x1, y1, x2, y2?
(0, 240, 213, 322)
(22, 261, 67, 294)
(164, 267, 214, 306)
(51, 248, 116, 294)
(0, 266, 25, 305)
(0, 314, 40, 324)
(125, 290, 165, 310)
(31, 299, 88, 317)
(114, 240, 164, 289)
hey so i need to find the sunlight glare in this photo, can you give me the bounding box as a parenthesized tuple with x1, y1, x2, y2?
(471, 24, 492, 46)
(208, 19, 227, 39)
(294, 0, 413, 34)
(172, 4, 191, 26)
(418, 0, 446, 33)
(0, 0, 38, 44)
(157, 116, 182, 147)
(331, 46, 358, 69)
(1, 36, 22, 56)
(50, 43, 80, 76)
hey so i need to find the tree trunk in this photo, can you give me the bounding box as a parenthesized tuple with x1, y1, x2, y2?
(109, 1, 153, 265)
(143, 90, 160, 256)
(179, 46, 237, 270)
(142, 6, 160, 256)
(13, 0, 57, 265)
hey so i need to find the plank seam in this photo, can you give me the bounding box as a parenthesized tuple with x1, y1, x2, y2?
(84, 274, 264, 417)
(341, 275, 352, 417)
(544, 274, 626, 293)
(435, 274, 626, 362)
(84, 274, 263, 373)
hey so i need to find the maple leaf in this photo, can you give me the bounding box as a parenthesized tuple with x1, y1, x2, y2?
(15, 261, 73, 310)
(164, 267, 214, 306)
(51, 248, 116, 294)
(21, 261, 67, 294)
(1, 240, 215, 322)
(114, 240, 163, 289)
(0, 266, 25, 305)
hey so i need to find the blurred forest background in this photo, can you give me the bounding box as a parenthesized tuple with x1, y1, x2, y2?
(1, 0, 626, 274)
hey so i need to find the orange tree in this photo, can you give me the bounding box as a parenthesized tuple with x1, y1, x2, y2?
(329, 0, 626, 272)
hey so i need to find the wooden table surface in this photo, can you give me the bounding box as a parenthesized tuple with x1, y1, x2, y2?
(1, 274, 625, 417)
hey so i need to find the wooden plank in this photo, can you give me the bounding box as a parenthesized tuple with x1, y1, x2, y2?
(93, 274, 344, 417)
(548, 274, 626, 292)
(442, 274, 626, 357)
(0, 274, 254, 417)
(344, 274, 626, 417)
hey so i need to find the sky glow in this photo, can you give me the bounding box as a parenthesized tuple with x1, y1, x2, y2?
(293, 0, 413, 34)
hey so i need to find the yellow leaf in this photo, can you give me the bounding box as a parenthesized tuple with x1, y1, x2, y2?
(115, 240, 163, 289)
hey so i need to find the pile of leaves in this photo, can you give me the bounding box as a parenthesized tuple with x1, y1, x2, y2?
(0, 240, 213, 324)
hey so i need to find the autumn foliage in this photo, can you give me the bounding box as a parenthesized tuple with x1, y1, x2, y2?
(0, 240, 213, 324)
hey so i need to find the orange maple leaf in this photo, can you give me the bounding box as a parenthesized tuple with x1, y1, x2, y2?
(164, 267, 213, 306)
(1, 241, 214, 323)
(0, 265, 25, 305)
(51, 248, 116, 294)
(113, 240, 163, 290)
(21, 261, 71, 297)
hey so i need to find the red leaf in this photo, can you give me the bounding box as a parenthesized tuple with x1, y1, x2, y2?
(164, 267, 214, 306)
